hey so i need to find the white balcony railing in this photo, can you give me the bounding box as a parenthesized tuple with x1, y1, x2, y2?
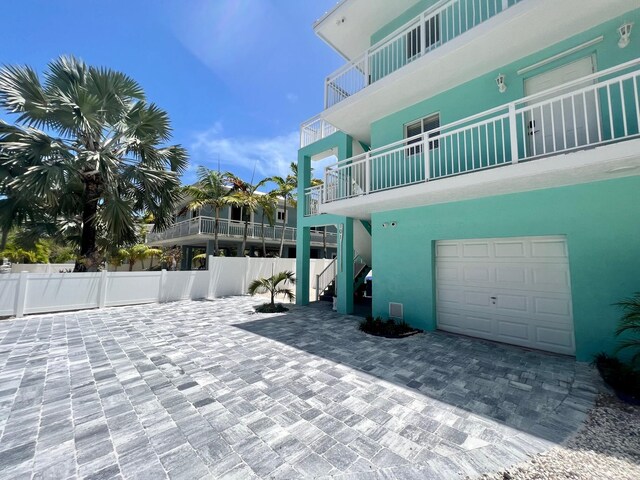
(148, 216, 337, 245)
(300, 115, 338, 147)
(325, 0, 524, 109)
(306, 60, 640, 210)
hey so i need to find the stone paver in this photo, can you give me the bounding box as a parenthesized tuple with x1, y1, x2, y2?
(0, 298, 598, 479)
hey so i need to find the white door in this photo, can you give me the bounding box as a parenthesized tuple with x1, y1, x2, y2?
(524, 56, 599, 157)
(436, 236, 575, 355)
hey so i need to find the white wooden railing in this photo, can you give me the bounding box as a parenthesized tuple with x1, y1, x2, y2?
(148, 216, 337, 245)
(325, 0, 524, 109)
(314, 253, 369, 301)
(307, 60, 640, 207)
(300, 115, 338, 147)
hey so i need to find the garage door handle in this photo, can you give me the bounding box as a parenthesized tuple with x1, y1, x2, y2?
(490, 296, 497, 300)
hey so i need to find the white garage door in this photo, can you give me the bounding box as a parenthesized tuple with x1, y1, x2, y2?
(436, 236, 575, 355)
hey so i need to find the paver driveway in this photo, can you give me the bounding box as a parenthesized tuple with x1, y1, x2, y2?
(0, 298, 598, 479)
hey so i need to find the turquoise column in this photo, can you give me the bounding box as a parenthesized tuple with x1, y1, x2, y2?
(336, 218, 354, 314)
(296, 151, 312, 305)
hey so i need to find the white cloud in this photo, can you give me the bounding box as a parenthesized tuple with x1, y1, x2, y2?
(190, 123, 299, 181)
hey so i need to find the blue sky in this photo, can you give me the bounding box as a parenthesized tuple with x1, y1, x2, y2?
(0, 0, 342, 184)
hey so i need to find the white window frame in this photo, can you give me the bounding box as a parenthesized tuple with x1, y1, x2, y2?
(404, 112, 441, 153)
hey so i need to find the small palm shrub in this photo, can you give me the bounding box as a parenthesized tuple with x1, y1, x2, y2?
(248, 270, 295, 313)
(615, 292, 640, 364)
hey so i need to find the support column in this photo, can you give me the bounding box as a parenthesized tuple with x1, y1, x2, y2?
(205, 240, 215, 268)
(296, 226, 311, 305)
(336, 218, 354, 315)
(180, 245, 189, 270)
(296, 150, 312, 306)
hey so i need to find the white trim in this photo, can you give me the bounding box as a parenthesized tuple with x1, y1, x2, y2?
(517, 36, 603, 76)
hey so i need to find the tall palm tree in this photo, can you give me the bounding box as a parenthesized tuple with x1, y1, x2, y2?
(226, 174, 269, 257)
(271, 162, 298, 257)
(182, 167, 232, 256)
(0, 56, 187, 270)
(257, 192, 277, 257)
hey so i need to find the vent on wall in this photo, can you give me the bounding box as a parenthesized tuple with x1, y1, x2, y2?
(389, 302, 404, 320)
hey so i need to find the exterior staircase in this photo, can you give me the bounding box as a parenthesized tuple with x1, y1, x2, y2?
(316, 254, 370, 302)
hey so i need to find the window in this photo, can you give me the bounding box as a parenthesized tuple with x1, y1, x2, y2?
(405, 113, 441, 154)
(277, 210, 286, 222)
(190, 208, 200, 219)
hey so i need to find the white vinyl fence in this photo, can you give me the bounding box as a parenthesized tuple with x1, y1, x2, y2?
(0, 257, 332, 318)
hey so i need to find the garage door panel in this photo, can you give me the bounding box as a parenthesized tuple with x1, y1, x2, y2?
(437, 311, 493, 335)
(533, 296, 572, 317)
(436, 236, 575, 355)
(535, 327, 575, 354)
(496, 320, 530, 341)
(531, 239, 568, 258)
(462, 242, 491, 258)
(496, 294, 528, 312)
(495, 266, 527, 285)
(494, 240, 527, 258)
(532, 267, 571, 290)
(436, 242, 460, 258)
(436, 265, 459, 282)
(463, 265, 491, 282)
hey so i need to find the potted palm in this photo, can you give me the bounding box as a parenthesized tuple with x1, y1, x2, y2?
(248, 270, 295, 313)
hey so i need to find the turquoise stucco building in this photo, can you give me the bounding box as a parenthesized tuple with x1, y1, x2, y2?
(296, 0, 640, 361)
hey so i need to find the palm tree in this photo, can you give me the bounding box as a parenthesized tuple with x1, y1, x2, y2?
(226, 174, 269, 257)
(271, 162, 298, 257)
(116, 244, 162, 271)
(257, 192, 277, 257)
(248, 270, 296, 307)
(0, 56, 187, 271)
(615, 292, 640, 364)
(182, 167, 232, 256)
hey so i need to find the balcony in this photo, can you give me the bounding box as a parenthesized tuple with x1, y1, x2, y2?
(325, 0, 524, 109)
(148, 216, 337, 246)
(305, 60, 640, 217)
(300, 115, 338, 148)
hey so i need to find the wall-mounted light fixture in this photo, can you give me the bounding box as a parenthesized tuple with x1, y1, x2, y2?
(618, 22, 633, 48)
(390, 221, 398, 227)
(336, 16, 345, 26)
(382, 222, 389, 228)
(496, 73, 507, 94)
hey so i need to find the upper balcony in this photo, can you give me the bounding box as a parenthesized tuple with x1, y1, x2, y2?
(148, 216, 337, 246)
(325, 0, 524, 110)
(303, 0, 635, 146)
(305, 60, 640, 218)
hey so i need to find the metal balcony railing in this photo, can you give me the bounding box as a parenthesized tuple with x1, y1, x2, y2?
(324, 0, 525, 109)
(304, 60, 640, 211)
(148, 216, 338, 245)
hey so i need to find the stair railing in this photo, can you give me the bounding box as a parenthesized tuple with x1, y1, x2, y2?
(315, 258, 337, 301)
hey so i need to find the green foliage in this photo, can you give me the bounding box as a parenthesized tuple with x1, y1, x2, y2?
(593, 353, 640, 402)
(0, 55, 188, 268)
(614, 292, 640, 364)
(359, 316, 420, 338)
(113, 244, 162, 271)
(226, 174, 270, 257)
(248, 270, 296, 307)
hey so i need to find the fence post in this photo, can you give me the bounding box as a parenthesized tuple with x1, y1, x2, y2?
(158, 269, 167, 303)
(15, 271, 28, 318)
(509, 103, 519, 164)
(207, 255, 215, 300)
(98, 270, 108, 309)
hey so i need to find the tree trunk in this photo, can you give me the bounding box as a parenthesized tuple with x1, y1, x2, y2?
(0, 227, 8, 251)
(239, 218, 249, 257)
(128, 260, 134, 272)
(214, 206, 219, 256)
(77, 179, 100, 272)
(261, 213, 267, 257)
(278, 198, 287, 257)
